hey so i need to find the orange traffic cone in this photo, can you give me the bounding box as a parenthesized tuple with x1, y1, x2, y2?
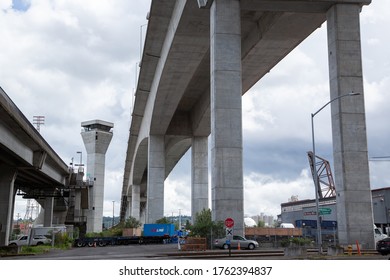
(237, 241, 240, 250)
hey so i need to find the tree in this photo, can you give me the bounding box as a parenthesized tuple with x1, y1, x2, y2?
(257, 220, 265, 228)
(185, 219, 191, 230)
(155, 217, 171, 224)
(190, 209, 224, 247)
(124, 216, 142, 228)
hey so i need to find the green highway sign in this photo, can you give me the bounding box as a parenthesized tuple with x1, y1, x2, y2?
(319, 208, 332, 215)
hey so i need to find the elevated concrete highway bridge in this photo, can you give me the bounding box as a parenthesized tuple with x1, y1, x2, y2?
(121, 0, 375, 248)
(0, 87, 70, 246)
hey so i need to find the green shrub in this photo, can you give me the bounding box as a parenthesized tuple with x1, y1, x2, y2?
(54, 232, 73, 249)
(281, 237, 312, 247)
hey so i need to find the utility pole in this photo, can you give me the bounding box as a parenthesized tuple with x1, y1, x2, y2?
(33, 115, 45, 132)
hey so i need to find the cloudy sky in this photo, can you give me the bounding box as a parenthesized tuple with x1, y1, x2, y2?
(1, 0, 389, 221)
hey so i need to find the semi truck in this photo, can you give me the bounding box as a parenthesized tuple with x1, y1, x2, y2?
(74, 224, 175, 247)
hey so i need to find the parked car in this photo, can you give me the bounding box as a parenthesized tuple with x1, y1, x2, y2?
(214, 235, 259, 250)
(9, 235, 52, 246)
(376, 237, 390, 256)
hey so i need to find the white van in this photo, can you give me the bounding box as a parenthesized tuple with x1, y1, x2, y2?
(280, 223, 295, 228)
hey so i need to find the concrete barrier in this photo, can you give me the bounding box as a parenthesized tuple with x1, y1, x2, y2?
(327, 246, 344, 256)
(284, 247, 307, 257)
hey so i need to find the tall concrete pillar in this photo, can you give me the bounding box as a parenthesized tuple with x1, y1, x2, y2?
(125, 195, 131, 219)
(191, 136, 209, 222)
(210, 0, 244, 235)
(131, 184, 141, 220)
(43, 196, 54, 227)
(81, 120, 113, 233)
(0, 165, 17, 246)
(146, 135, 165, 223)
(327, 4, 374, 248)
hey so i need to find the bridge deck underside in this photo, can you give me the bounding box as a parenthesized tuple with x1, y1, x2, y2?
(121, 0, 369, 219)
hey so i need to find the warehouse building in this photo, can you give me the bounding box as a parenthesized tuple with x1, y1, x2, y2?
(280, 187, 390, 241)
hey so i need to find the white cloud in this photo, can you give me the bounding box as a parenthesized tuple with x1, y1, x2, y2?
(244, 169, 314, 218)
(164, 177, 192, 217)
(0, 0, 11, 10)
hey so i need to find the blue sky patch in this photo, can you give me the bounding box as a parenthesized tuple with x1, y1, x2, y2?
(12, 0, 31, 12)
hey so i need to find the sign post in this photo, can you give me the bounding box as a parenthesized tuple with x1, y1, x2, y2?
(225, 218, 234, 257)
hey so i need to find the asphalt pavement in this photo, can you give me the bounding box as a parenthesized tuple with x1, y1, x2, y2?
(2, 243, 389, 260)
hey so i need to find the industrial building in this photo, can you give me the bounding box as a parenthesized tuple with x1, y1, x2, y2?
(280, 187, 390, 242)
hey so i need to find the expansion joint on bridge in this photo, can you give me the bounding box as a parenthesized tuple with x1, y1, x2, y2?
(144, 53, 160, 59)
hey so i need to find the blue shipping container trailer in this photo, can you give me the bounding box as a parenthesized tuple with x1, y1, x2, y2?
(74, 224, 176, 247)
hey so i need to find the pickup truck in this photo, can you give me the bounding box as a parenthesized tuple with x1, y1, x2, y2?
(9, 235, 52, 246)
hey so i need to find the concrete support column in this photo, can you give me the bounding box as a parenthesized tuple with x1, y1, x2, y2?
(191, 136, 209, 223)
(74, 189, 81, 221)
(43, 196, 54, 227)
(125, 195, 131, 219)
(327, 4, 374, 248)
(0, 165, 17, 246)
(131, 185, 141, 220)
(210, 0, 244, 236)
(147, 135, 165, 223)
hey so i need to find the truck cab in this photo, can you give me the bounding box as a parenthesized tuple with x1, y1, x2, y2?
(374, 225, 388, 243)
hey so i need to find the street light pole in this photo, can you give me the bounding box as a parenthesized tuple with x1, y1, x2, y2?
(112, 201, 115, 228)
(311, 92, 360, 254)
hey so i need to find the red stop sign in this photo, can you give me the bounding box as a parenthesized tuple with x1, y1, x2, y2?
(225, 217, 234, 228)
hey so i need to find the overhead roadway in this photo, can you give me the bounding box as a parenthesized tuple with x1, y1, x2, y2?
(0, 87, 70, 197)
(121, 0, 371, 220)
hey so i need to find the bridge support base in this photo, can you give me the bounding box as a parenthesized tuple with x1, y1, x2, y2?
(0, 165, 17, 246)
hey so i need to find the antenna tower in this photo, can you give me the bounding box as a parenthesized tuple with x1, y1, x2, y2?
(23, 199, 39, 233)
